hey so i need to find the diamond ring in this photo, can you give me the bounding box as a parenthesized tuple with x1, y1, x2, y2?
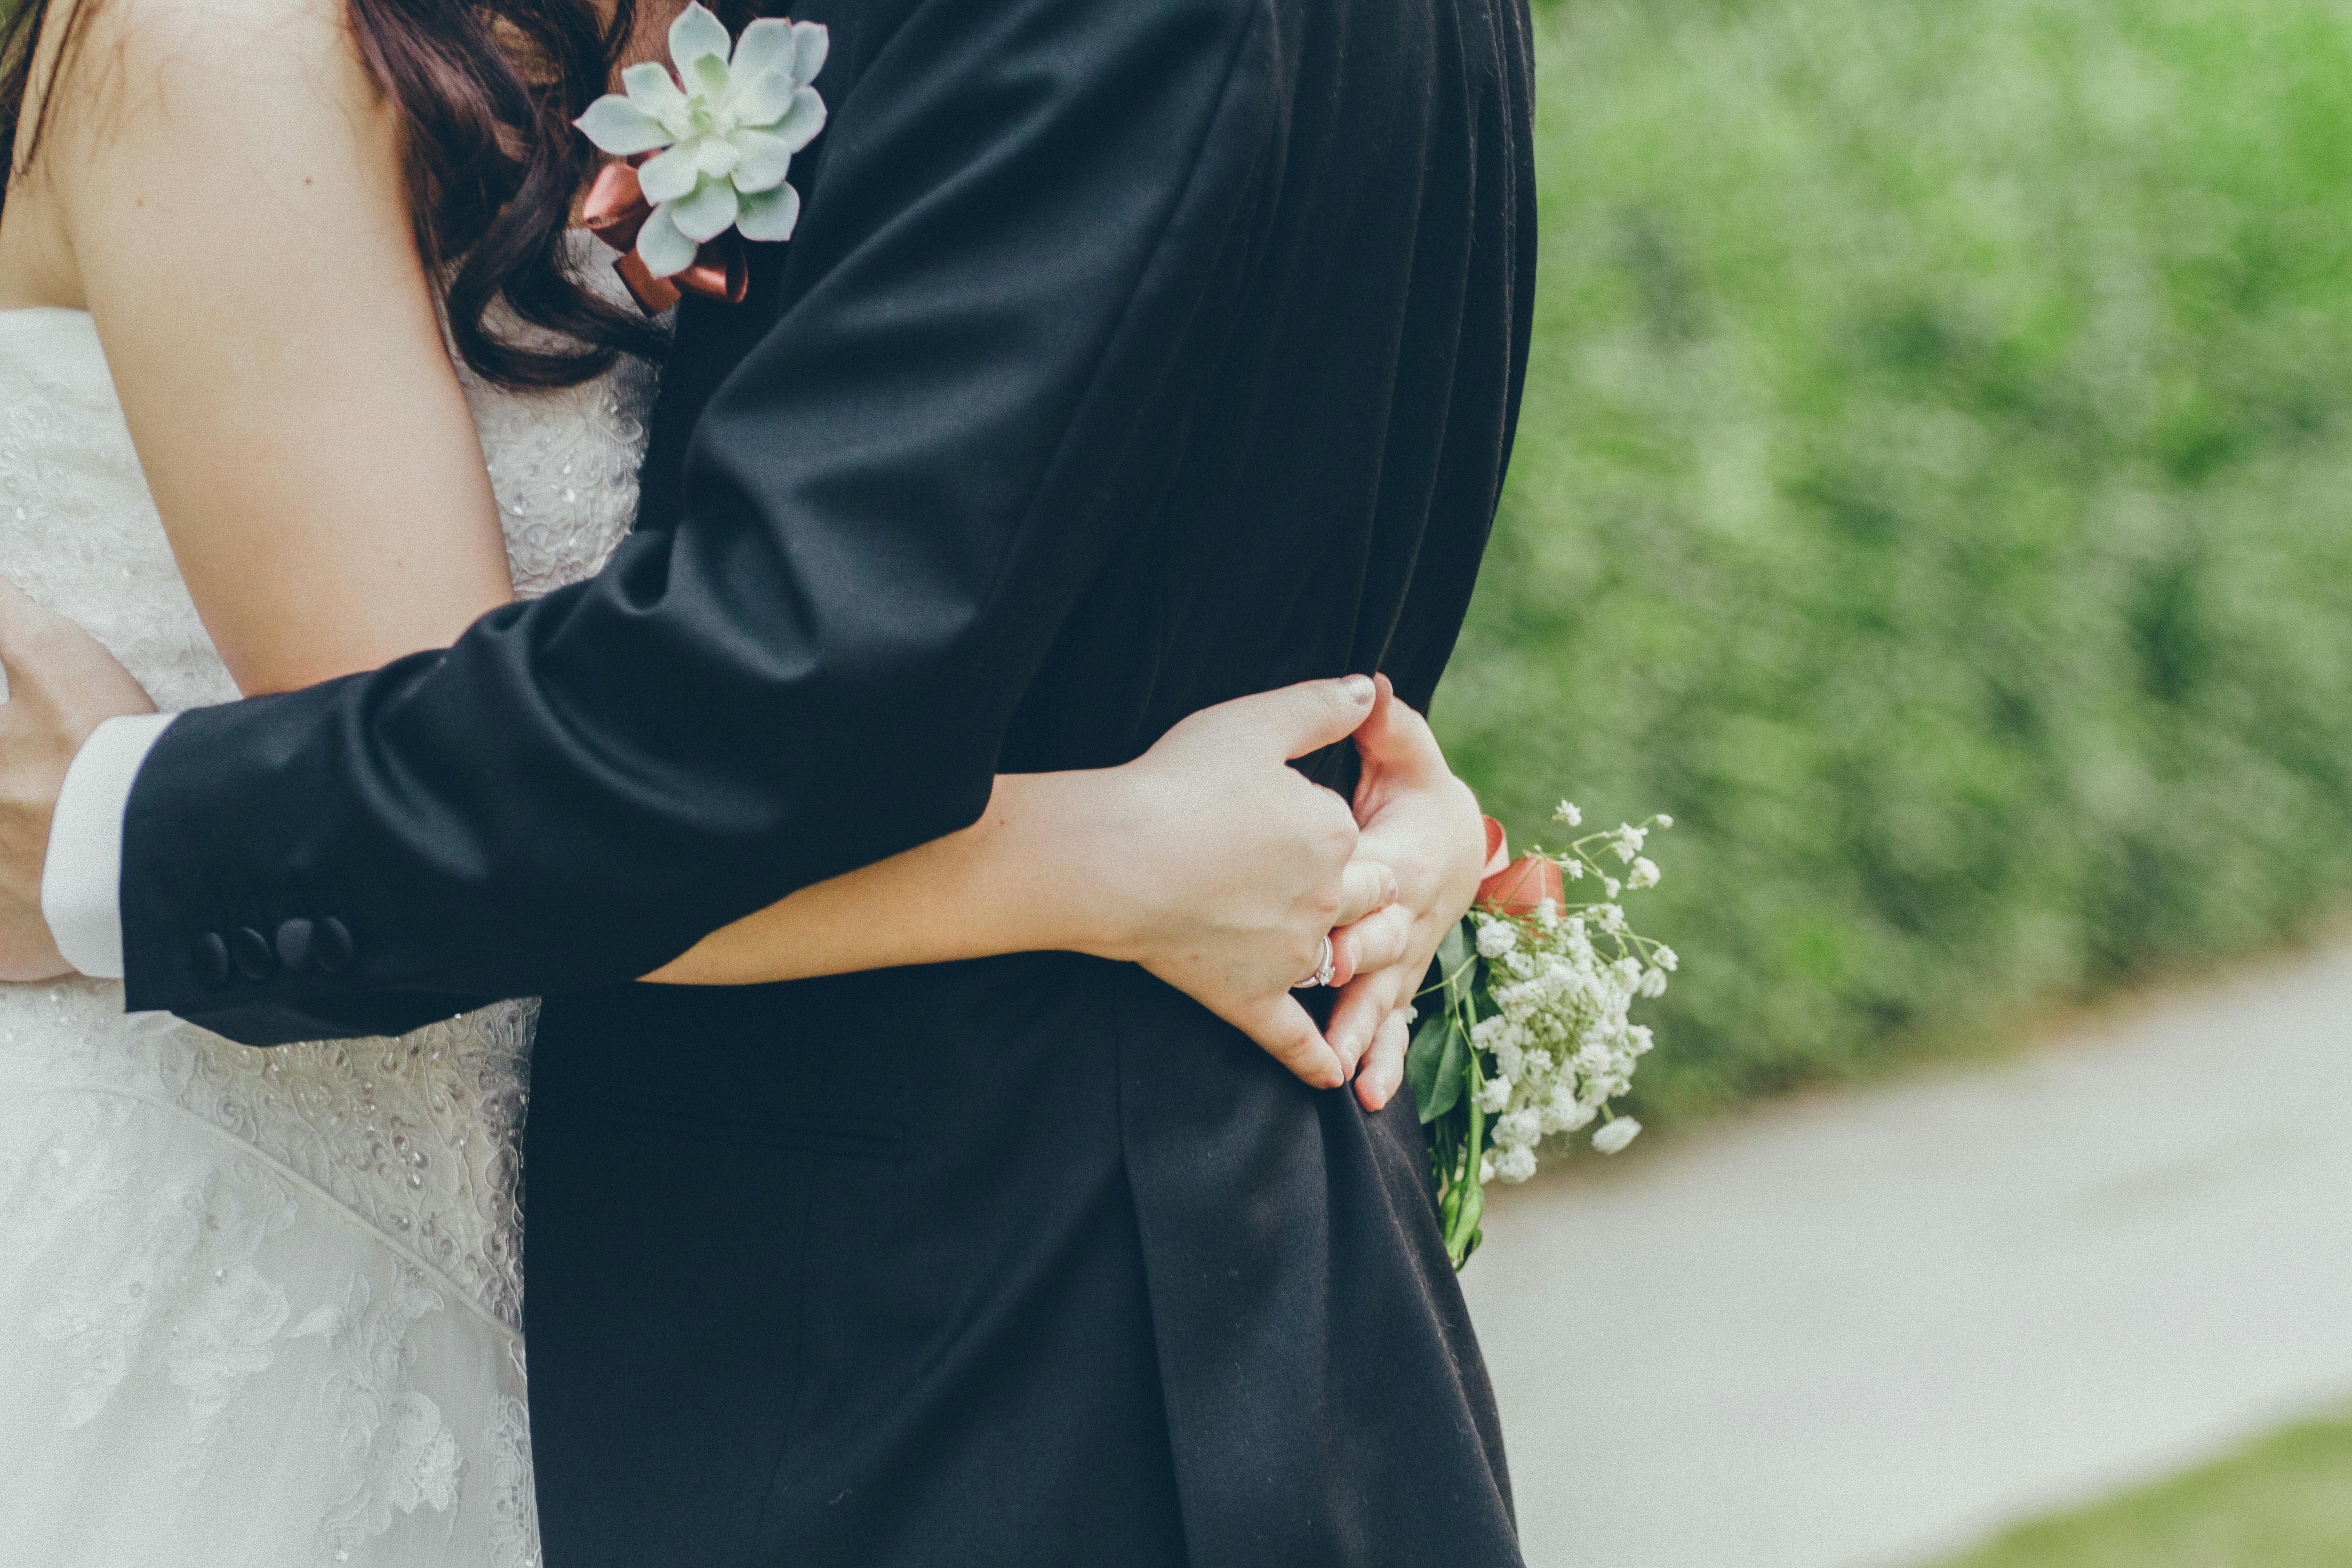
(1294, 935, 1338, 990)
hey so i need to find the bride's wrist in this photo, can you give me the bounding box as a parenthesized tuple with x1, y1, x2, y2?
(976, 768, 1156, 965)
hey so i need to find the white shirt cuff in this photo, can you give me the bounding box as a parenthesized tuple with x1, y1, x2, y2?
(42, 712, 176, 981)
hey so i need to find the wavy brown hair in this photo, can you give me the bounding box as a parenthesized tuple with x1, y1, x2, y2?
(0, 0, 686, 388)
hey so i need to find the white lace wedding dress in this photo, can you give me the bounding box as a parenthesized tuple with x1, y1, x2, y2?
(0, 268, 656, 1565)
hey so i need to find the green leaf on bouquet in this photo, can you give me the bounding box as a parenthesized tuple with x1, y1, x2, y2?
(1436, 1021, 1470, 1116)
(1406, 1011, 1460, 1124)
(1437, 921, 1471, 1016)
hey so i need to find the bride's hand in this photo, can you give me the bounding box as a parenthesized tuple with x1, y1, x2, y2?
(1324, 677, 1489, 1114)
(0, 578, 160, 980)
(1072, 676, 1398, 1089)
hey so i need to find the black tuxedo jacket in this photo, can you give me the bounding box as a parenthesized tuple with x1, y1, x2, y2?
(119, 0, 1533, 1039)
(117, 0, 1537, 1562)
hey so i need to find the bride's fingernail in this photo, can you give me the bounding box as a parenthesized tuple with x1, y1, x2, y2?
(1343, 675, 1375, 704)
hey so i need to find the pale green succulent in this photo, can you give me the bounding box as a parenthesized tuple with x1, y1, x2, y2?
(575, 4, 829, 276)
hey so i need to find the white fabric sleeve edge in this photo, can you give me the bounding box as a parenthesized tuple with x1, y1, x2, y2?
(41, 711, 176, 981)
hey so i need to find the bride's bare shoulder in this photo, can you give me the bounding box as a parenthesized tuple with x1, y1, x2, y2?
(29, 0, 387, 126)
(19, 0, 405, 233)
(2, 0, 416, 315)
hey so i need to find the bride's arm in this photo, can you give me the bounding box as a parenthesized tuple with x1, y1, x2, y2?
(646, 679, 1466, 1098)
(13, 0, 514, 695)
(650, 704, 1366, 990)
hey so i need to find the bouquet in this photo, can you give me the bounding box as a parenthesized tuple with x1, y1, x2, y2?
(1407, 802, 1677, 1268)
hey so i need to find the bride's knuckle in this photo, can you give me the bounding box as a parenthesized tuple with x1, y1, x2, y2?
(1315, 809, 1357, 858)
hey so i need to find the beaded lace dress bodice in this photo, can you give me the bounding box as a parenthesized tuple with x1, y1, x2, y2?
(0, 277, 657, 1565)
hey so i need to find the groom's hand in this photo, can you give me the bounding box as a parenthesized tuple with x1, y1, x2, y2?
(0, 578, 158, 980)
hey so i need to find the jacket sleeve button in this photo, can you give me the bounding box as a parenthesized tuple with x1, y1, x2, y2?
(314, 917, 355, 975)
(230, 927, 275, 982)
(274, 918, 317, 974)
(191, 932, 231, 990)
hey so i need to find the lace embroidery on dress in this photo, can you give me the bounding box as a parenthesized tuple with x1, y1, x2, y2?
(295, 1269, 467, 1557)
(0, 1093, 133, 1296)
(40, 1156, 299, 1436)
(0, 250, 660, 1563)
(149, 1002, 542, 1334)
(487, 1396, 544, 1568)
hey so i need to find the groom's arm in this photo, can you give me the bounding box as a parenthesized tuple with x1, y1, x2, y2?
(79, 0, 1285, 1043)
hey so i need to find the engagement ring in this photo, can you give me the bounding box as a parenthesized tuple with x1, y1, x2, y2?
(1296, 935, 1338, 990)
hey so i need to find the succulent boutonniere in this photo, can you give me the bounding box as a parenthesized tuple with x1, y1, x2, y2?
(576, 4, 829, 308)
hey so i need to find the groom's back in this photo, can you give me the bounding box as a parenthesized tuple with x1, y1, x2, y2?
(532, 2, 1534, 1564)
(994, 0, 1536, 770)
(641, 0, 1535, 779)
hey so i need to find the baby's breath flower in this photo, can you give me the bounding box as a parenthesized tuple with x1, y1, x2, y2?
(1493, 1109, 1543, 1150)
(1494, 1037, 1525, 1081)
(1440, 807, 1678, 1254)
(1555, 800, 1583, 827)
(1656, 814, 1675, 829)
(1592, 1118, 1642, 1155)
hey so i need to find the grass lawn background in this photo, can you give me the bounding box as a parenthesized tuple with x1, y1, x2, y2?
(1441, 0, 2352, 1121)
(1925, 1407, 2352, 1566)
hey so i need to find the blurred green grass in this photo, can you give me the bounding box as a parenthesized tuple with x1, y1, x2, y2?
(1926, 1408, 2352, 1566)
(1438, 0, 2352, 1120)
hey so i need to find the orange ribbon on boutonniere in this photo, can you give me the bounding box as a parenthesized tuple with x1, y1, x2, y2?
(584, 158, 750, 315)
(1475, 815, 1567, 914)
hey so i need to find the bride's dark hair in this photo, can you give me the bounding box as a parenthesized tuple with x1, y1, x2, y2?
(0, 0, 703, 389)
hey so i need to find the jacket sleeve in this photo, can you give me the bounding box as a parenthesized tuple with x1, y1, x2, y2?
(119, 0, 1279, 1044)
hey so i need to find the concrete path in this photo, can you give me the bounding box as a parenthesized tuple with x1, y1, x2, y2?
(1460, 941, 2352, 1568)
